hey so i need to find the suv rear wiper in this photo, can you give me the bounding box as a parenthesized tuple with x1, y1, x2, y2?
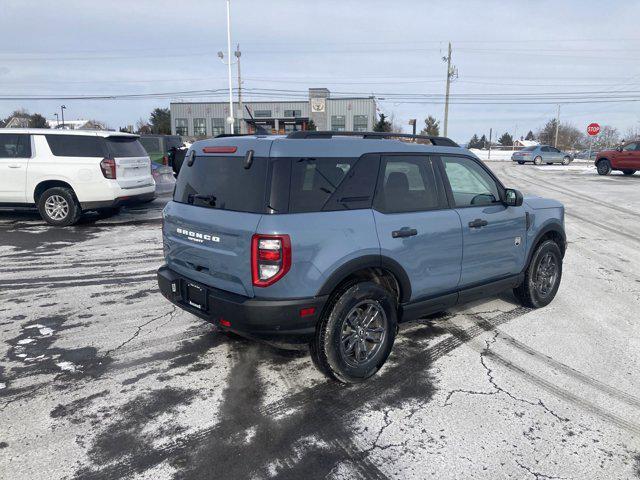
(188, 193, 217, 207)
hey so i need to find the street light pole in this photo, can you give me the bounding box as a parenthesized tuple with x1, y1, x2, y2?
(53, 113, 59, 127)
(235, 44, 243, 134)
(225, 0, 235, 134)
(60, 105, 66, 128)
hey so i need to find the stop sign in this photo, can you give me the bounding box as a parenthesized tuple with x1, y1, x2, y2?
(587, 123, 600, 136)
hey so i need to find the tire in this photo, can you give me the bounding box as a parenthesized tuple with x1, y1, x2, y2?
(596, 159, 612, 175)
(517, 161, 525, 165)
(562, 156, 571, 165)
(534, 156, 543, 165)
(36, 187, 81, 226)
(513, 240, 562, 308)
(622, 169, 636, 176)
(310, 281, 397, 383)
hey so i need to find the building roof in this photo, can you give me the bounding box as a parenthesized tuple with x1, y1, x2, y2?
(514, 139, 539, 147)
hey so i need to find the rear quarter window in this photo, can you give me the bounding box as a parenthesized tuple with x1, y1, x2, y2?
(288, 157, 357, 213)
(45, 135, 107, 157)
(174, 155, 268, 213)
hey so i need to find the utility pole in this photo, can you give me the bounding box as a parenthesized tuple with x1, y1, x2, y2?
(442, 42, 457, 137)
(235, 44, 243, 134)
(60, 105, 66, 128)
(554, 104, 561, 148)
(225, 0, 234, 134)
(488, 128, 492, 160)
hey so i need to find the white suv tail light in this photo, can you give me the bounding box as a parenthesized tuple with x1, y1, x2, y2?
(100, 158, 117, 179)
(251, 234, 291, 287)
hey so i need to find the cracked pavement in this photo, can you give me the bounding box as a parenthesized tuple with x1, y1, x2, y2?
(1, 163, 640, 479)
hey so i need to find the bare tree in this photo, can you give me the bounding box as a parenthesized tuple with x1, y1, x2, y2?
(592, 125, 620, 150)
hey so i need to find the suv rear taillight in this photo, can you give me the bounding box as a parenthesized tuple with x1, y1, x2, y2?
(100, 158, 116, 179)
(251, 234, 291, 287)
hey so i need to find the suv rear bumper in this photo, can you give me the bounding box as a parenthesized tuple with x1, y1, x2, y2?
(81, 191, 156, 210)
(157, 265, 327, 344)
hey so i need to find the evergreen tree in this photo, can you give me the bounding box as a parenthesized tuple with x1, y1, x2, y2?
(479, 134, 488, 148)
(468, 134, 480, 148)
(372, 113, 392, 132)
(498, 132, 514, 146)
(28, 113, 49, 128)
(306, 119, 317, 131)
(420, 115, 440, 136)
(525, 130, 535, 141)
(149, 108, 171, 134)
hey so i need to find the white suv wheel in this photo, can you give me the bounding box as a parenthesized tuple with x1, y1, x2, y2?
(44, 195, 70, 220)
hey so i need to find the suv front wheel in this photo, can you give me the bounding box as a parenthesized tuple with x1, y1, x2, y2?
(596, 159, 612, 175)
(311, 282, 397, 383)
(514, 240, 562, 308)
(37, 187, 82, 226)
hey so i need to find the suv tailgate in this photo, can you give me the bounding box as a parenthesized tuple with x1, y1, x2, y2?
(163, 201, 261, 297)
(106, 136, 154, 189)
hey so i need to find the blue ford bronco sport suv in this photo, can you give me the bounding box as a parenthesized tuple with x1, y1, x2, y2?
(158, 131, 565, 383)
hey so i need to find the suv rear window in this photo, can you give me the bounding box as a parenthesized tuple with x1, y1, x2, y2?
(174, 155, 268, 213)
(45, 135, 107, 157)
(106, 137, 147, 157)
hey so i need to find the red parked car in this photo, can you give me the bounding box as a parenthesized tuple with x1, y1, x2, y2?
(596, 142, 640, 176)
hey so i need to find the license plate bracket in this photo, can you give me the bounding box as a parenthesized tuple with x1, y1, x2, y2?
(186, 282, 207, 311)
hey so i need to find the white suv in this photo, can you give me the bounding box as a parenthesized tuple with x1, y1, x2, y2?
(0, 129, 156, 226)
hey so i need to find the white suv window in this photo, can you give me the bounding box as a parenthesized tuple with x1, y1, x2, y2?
(0, 134, 31, 158)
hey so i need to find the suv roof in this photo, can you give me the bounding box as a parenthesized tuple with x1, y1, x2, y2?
(191, 131, 472, 159)
(0, 128, 138, 138)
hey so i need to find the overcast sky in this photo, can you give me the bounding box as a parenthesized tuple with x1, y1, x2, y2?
(2, 0, 640, 142)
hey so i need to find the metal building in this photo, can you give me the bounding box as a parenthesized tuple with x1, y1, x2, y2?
(170, 88, 377, 137)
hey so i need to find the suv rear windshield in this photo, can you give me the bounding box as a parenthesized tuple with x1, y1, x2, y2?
(45, 135, 146, 158)
(106, 137, 147, 157)
(174, 155, 268, 213)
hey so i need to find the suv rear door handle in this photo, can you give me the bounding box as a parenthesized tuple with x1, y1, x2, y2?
(392, 227, 418, 238)
(468, 219, 488, 229)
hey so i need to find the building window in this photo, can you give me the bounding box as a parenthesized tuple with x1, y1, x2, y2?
(254, 110, 272, 118)
(175, 118, 188, 136)
(212, 118, 225, 137)
(193, 118, 207, 137)
(284, 110, 302, 118)
(331, 115, 346, 131)
(284, 123, 297, 133)
(353, 115, 368, 132)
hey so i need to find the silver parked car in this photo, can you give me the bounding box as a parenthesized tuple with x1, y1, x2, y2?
(512, 145, 573, 165)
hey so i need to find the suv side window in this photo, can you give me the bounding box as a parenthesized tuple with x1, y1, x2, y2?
(373, 155, 440, 213)
(0, 134, 31, 158)
(622, 143, 637, 151)
(289, 157, 356, 213)
(441, 156, 501, 207)
(45, 135, 107, 157)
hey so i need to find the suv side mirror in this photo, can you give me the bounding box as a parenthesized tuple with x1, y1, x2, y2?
(616, 146, 623, 152)
(505, 188, 523, 207)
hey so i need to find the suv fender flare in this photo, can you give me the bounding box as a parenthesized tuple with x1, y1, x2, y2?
(526, 222, 566, 267)
(316, 255, 412, 303)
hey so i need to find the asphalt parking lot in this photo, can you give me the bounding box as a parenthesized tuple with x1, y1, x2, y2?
(1, 163, 639, 480)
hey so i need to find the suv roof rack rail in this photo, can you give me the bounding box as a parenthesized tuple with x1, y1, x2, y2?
(286, 130, 459, 147)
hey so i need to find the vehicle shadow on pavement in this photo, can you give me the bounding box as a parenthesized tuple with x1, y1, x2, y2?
(70, 298, 528, 479)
